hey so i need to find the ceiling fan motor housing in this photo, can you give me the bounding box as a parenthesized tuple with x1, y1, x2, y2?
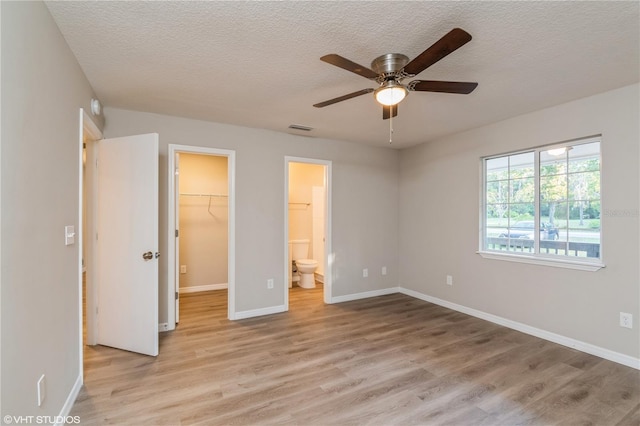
(371, 53, 410, 78)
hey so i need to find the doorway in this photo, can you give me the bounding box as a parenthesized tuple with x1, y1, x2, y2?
(79, 109, 102, 379)
(168, 145, 236, 325)
(284, 157, 332, 308)
(177, 153, 228, 320)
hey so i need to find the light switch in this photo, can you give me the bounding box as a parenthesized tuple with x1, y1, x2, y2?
(65, 225, 75, 246)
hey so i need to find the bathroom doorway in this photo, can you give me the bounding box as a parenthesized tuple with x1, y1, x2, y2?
(168, 145, 236, 325)
(284, 157, 332, 308)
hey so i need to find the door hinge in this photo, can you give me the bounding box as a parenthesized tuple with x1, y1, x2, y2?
(175, 229, 179, 238)
(175, 292, 179, 300)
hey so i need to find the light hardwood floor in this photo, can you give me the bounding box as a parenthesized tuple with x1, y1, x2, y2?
(73, 284, 639, 425)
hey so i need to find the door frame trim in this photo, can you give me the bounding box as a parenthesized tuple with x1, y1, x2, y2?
(167, 145, 236, 324)
(284, 156, 332, 307)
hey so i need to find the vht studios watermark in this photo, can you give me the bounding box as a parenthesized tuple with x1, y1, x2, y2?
(3, 415, 80, 425)
(602, 208, 639, 218)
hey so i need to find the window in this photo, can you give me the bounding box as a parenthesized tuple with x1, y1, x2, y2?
(482, 136, 602, 268)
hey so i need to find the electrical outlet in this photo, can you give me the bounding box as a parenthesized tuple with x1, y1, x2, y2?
(363, 268, 368, 278)
(37, 374, 46, 406)
(446, 275, 453, 286)
(620, 312, 633, 329)
(180, 265, 187, 274)
(381, 266, 387, 276)
(267, 278, 274, 289)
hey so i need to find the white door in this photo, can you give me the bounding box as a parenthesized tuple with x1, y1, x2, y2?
(97, 133, 159, 356)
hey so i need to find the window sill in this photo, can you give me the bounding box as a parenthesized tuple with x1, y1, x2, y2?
(477, 251, 605, 272)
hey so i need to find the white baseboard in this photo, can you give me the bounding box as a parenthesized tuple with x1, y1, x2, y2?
(56, 374, 82, 426)
(315, 273, 324, 284)
(399, 287, 640, 370)
(331, 287, 400, 304)
(233, 287, 399, 319)
(234, 304, 287, 320)
(180, 283, 227, 293)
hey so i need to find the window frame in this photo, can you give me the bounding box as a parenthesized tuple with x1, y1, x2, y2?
(478, 136, 605, 271)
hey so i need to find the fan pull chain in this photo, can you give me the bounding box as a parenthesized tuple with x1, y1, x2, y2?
(389, 111, 393, 144)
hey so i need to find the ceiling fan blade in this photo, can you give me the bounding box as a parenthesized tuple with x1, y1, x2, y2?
(403, 28, 472, 76)
(320, 54, 379, 79)
(409, 80, 478, 94)
(313, 88, 374, 108)
(382, 104, 398, 120)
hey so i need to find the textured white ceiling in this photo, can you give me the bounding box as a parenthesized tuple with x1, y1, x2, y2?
(46, 1, 639, 149)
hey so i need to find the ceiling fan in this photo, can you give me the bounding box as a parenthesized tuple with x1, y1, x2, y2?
(313, 28, 478, 119)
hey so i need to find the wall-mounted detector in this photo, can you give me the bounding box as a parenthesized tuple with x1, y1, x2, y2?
(90, 98, 102, 116)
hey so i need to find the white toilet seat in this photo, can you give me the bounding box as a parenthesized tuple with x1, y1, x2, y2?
(295, 259, 317, 266)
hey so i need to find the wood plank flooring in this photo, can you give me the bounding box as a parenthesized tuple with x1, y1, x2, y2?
(72, 284, 640, 425)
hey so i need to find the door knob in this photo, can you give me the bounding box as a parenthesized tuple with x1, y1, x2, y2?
(142, 251, 153, 260)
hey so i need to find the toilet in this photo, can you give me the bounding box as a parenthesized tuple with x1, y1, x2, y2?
(289, 239, 318, 289)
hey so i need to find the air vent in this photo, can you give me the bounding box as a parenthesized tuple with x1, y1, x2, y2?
(288, 124, 314, 132)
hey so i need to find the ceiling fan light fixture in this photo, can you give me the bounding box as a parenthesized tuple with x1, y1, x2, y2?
(374, 81, 407, 106)
(546, 147, 569, 156)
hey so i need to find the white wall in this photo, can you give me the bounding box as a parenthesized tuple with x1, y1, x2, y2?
(399, 84, 640, 360)
(1, 1, 102, 417)
(103, 108, 400, 316)
(179, 153, 228, 289)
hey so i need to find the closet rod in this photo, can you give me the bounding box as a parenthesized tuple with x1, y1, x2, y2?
(180, 193, 228, 197)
